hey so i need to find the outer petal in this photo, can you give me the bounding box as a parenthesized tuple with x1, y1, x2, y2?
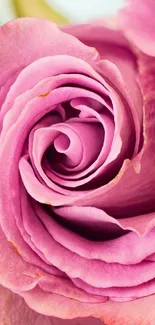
(62, 24, 137, 85)
(118, 0, 155, 56)
(0, 18, 98, 87)
(0, 213, 107, 303)
(0, 285, 102, 325)
(21, 286, 155, 324)
(62, 23, 129, 48)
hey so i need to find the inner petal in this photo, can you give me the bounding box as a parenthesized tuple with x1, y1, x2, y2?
(45, 127, 83, 169)
(31, 118, 104, 193)
(51, 205, 128, 242)
(54, 134, 70, 153)
(44, 107, 115, 189)
(49, 119, 104, 173)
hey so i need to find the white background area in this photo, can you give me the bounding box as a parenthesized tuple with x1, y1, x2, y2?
(47, 0, 125, 22)
(0, 0, 125, 24)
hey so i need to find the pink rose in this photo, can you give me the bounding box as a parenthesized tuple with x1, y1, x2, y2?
(0, 1, 155, 323)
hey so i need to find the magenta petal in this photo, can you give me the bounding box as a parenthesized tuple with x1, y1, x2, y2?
(37, 120, 104, 188)
(28, 206, 155, 290)
(72, 277, 155, 301)
(0, 218, 105, 302)
(0, 55, 104, 137)
(0, 71, 19, 109)
(1, 16, 155, 321)
(63, 23, 143, 153)
(0, 225, 42, 292)
(51, 206, 155, 265)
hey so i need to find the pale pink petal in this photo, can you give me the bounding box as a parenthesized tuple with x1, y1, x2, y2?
(0, 285, 102, 325)
(119, 0, 155, 56)
(21, 286, 155, 324)
(0, 18, 98, 87)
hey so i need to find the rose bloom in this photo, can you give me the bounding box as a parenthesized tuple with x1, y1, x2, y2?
(1, 0, 155, 324)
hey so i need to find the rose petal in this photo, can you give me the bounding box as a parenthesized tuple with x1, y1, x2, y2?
(49, 110, 114, 180)
(63, 23, 143, 153)
(72, 277, 155, 300)
(0, 55, 106, 139)
(0, 219, 105, 303)
(62, 24, 129, 48)
(54, 206, 155, 258)
(0, 18, 98, 86)
(0, 71, 19, 108)
(28, 204, 155, 290)
(21, 286, 155, 324)
(72, 77, 155, 216)
(0, 17, 153, 319)
(118, 0, 155, 56)
(0, 285, 102, 325)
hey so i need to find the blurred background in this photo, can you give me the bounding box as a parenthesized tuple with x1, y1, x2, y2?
(0, 0, 125, 25)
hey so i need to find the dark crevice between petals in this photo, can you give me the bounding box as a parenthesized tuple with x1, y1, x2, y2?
(43, 204, 129, 242)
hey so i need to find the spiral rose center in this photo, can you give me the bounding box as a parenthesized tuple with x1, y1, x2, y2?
(54, 134, 70, 153)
